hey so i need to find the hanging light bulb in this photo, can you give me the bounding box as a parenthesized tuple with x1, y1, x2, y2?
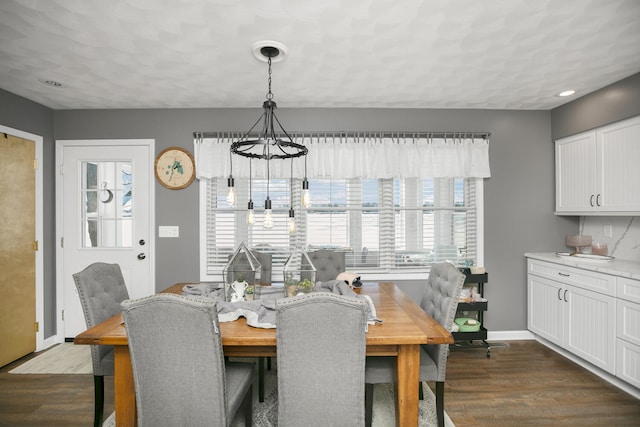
(226, 176, 237, 206)
(263, 197, 273, 229)
(288, 208, 296, 234)
(246, 200, 255, 225)
(302, 155, 311, 207)
(226, 151, 237, 206)
(301, 178, 311, 208)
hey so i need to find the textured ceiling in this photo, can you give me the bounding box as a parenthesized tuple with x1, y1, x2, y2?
(1, 0, 639, 110)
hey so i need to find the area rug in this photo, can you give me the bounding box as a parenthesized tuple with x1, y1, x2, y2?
(8, 343, 92, 374)
(230, 367, 455, 427)
(12, 345, 454, 426)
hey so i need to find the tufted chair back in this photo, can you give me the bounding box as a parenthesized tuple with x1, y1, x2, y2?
(306, 249, 346, 282)
(420, 262, 466, 381)
(73, 262, 130, 427)
(73, 262, 130, 375)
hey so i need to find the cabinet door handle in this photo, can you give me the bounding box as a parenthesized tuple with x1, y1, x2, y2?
(558, 272, 570, 277)
(563, 289, 568, 302)
(590, 195, 595, 207)
(596, 194, 601, 207)
(558, 288, 563, 301)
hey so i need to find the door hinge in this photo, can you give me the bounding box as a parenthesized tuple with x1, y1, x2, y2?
(60, 163, 64, 175)
(34, 322, 39, 332)
(61, 237, 64, 248)
(34, 159, 38, 170)
(61, 309, 64, 321)
(34, 240, 38, 251)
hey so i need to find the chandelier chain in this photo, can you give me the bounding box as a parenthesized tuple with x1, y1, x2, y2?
(266, 57, 273, 101)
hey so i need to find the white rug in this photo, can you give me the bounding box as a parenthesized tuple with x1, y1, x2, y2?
(9, 343, 92, 374)
(12, 345, 454, 426)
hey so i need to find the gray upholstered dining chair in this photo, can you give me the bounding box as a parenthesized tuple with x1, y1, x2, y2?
(276, 292, 368, 427)
(307, 249, 346, 282)
(121, 293, 254, 427)
(73, 262, 130, 427)
(364, 262, 466, 427)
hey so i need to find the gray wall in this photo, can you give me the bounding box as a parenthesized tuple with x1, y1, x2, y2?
(17, 83, 638, 336)
(0, 88, 56, 337)
(551, 72, 640, 139)
(52, 107, 576, 333)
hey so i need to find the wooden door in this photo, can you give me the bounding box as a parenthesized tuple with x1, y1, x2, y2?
(0, 134, 36, 367)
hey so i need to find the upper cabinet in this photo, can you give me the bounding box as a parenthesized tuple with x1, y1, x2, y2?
(555, 115, 640, 215)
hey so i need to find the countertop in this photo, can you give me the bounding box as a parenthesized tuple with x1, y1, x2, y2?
(525, 252, 640, 281)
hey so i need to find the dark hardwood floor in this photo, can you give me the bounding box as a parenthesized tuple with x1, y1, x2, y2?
(1, 340, 638, 426)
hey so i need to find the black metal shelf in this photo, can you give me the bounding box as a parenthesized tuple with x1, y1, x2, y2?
(455, 269, 491, 358)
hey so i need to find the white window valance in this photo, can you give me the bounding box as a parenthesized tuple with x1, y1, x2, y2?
(194, 132, 491, 179)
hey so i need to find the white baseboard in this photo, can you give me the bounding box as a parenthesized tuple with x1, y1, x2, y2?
(487, 330, 535, 341)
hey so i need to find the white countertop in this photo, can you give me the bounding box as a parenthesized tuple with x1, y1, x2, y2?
(525, 252, 640, 281)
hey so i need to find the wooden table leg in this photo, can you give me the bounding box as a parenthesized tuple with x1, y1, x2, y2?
(396, 344, 420, 426)
(114, 345, 136, 427)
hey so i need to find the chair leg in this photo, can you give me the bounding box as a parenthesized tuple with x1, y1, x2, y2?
(364, 383, 374, 427)
(435, 381, 445, 427)
(93, 375, 104, 427)
(258, 357, 265, 402)
(242, 384, 253, 427)
(266, 356, 272, 370)
(419, 381, 424, 400)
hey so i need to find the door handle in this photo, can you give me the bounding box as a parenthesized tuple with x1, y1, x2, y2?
(563, 289, 568, 302)
(137, 253, 146, 260)
(590, 195, 595, 207)
(558, 288, 563, 301)
(139, 239, 146, 246)
(596, 194, 601, 207)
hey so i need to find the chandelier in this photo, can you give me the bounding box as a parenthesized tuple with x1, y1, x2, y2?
(227, 41, 310, 232)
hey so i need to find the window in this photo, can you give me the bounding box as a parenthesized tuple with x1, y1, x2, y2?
(200, 176, 482, 281)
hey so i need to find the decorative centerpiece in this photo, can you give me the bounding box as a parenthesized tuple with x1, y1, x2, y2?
(283, 246, 317, 297)
(223, 242, 261, 301)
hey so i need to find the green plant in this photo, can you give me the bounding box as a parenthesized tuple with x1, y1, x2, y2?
(297, 279, 313, 289)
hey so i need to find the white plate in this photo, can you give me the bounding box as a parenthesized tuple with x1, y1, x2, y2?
(555, 252, 615, 262)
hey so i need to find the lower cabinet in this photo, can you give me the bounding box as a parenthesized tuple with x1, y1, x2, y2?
(616, 278, 640, 387)
(527, 259, 616, 374)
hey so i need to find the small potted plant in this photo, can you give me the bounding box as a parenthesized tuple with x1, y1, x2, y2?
(297, 279, 314, 294)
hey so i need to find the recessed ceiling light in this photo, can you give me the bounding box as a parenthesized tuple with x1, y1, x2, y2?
(557, 90, 575, 97)
(38, 78, 63, 87)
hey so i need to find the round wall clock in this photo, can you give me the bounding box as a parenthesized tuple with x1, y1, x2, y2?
(154, 147, 196, 190)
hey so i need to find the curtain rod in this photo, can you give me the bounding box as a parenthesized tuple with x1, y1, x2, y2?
(193, 131, 491, 140)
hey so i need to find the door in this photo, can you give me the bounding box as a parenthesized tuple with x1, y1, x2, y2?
(527, 274, 563, 346)
(555, 131, 597, 213)
(0, 134, 36, 366)
(58, 140, 154, 338)
(597, 115, 640, 212)
(564, 284, 616, 374)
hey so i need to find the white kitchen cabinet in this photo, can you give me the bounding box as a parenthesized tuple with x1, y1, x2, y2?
(527, 259, 616, 374)
(616, 277, 640, 387)
(555, 115, 640, 215)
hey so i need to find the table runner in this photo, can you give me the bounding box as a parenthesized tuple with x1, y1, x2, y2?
(182, 281, 380, 329)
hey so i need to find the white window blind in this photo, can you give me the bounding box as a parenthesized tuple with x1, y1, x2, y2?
(200, 175, 481, 281)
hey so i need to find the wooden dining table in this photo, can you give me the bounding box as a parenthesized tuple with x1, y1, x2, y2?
(74, 281, 453, 426)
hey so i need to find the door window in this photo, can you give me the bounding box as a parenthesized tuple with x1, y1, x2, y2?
(81, 161, 133, 248)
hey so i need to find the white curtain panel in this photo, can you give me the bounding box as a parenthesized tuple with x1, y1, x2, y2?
(194, 133, 491, 179)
